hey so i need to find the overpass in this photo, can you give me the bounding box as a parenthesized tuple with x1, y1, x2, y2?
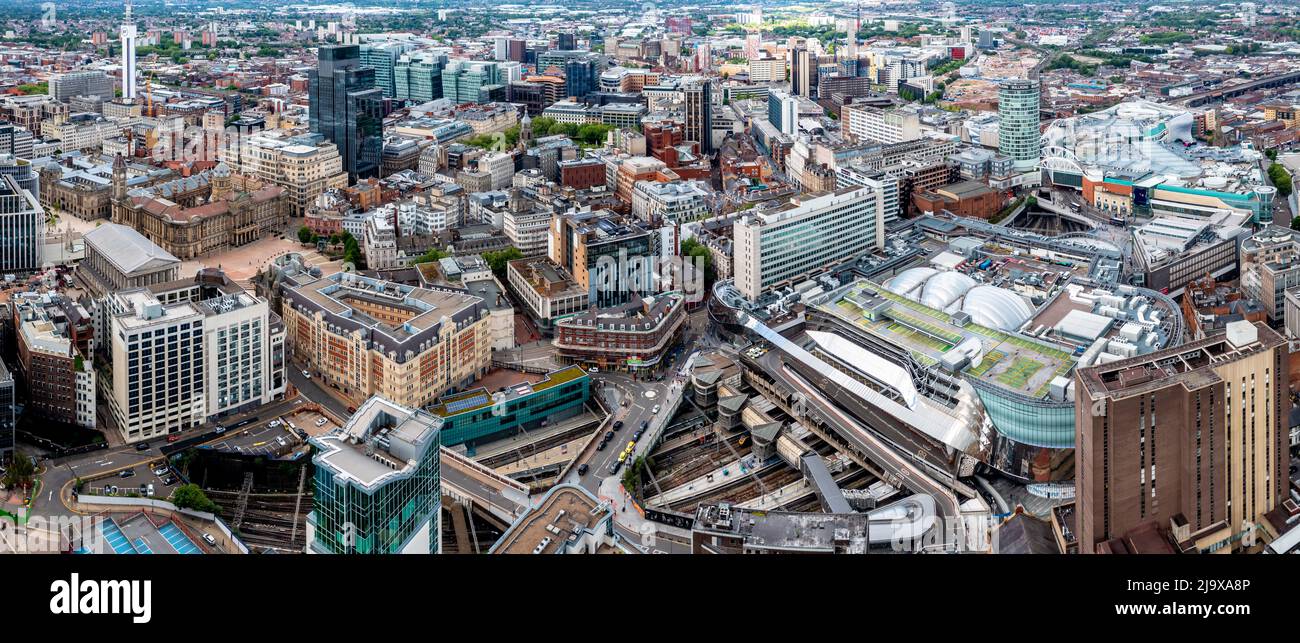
(1173, 70, 1300, 107)
(440, 446, 529, 526)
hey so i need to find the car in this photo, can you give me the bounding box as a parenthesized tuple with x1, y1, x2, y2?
(153, 467, 169, 477)
(605, 430, 615, 441)
(608, 461, 621, 475)
(596, 440, 607, 451)
(634, 429, 644, 440)
(118, 469, 135, 479)
(296, 429, 308, 439)
(135, 442, 150, 451)
(162, 476, 177, 486)
(166, 434, 180, 443)
(214, 426, 227, 435)
(201, 533, 217, 547)
(577, 464, 589, 476)
(589, 366, 598, 373)
(302, 369, 311, 378)
(347, 406, 356, 414)
(652, 404, 660, 414)
(618, 451, 629, 463)
(613, 420, 623, 430)
(315, 418, 328, 427)
(627, 441, 636, 451)
(268, 420, 281, 428)
(640, 420, 649, 430)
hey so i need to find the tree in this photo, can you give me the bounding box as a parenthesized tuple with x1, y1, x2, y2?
(1, 454, 35, 490)
(415, 247, 448, 265)
(297, 225, 316, 244)
(1291, 216, 1300, 232)
(171, 484, 221, 514)
(1268, 163, 1294, 198)
(483, 247, 524, 279)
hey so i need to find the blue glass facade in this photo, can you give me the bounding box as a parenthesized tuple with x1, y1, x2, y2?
(432, 367, 591, 448)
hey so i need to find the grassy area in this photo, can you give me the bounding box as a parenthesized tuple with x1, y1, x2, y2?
(997, 356, 1046, 389)
(967, 350, 1006, 377)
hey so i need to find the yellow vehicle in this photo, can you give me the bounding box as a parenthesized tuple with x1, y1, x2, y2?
(627, 441, 636, 451)
(618, 451, 629, 463)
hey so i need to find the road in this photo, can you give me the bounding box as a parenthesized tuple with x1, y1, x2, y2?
(31, 396, 308, 519)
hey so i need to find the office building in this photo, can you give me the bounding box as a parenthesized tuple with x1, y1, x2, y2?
(564, 57, 600, 100)
(394, 51, 445, 103)
(1075, 321, 1288, 554)
(441, 60, 503, 104)
(12, 293, 96, 429)
(732, 187, 885, 302)
(309, 44, 387, 181)
(307, 396, 442, 554)
(790, 47, 814, 97)
(0, 155, 43, 274)
(102, 271, 285, 443)
(428, 365, 591, 447)
(549, 210, 655, 307)
(220, 132, 350, 217)
(49, 71, 115, 103)
(360, 42, 414, 98)
(280, 271, 492, 409)
(842, 103, 921, 145)
(683, 78, 714, 154)
(998, 79, 1041, 172)
(553, 294, 686, 372)
(0, 362, 12, 460)
(768, 88, 799, 136)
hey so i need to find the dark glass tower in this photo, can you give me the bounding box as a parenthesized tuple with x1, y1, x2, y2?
(310, 45, 387, 182)
(564, 57, 598, 100)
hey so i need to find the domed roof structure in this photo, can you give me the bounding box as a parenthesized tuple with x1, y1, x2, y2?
(961, 285, 1033, 331)
(887, 267, 937, 298)
(920, 271, 975, 310)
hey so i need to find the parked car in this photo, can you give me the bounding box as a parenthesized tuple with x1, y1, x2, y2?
(135, 442, 150, 451)
(315, 418, 328, 427)
(652, 404, 661, 414)
(214, 426, 227, 435)
(166, 434, 180, 443)
(302, 370, 311, 378)
(605, 430, 615, 441)
(577, 464, 589, 476)
(201, 533, 217, 547)
(118, 469, 135, 479)
(596, 440, 607, 451)
(613, 420, 623, 430)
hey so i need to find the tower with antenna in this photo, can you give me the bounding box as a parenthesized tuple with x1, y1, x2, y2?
(121, 1, 138, 102)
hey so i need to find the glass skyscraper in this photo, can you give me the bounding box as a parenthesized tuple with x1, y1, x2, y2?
(309, 45, 387, 181)
(394, 51, 446, 103)
(0, 155, 42, 274)
(307, 397, 442, 554)
(998, 79, 1041, 172)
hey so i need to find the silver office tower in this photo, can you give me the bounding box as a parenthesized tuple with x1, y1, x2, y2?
(0, 155, 43, 274)
(998, 79, 1041, 172)
(309, 45, 387, 182)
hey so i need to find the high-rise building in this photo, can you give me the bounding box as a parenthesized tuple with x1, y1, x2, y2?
(998, 79, 1041, 172)
(441, 60, 503, 104)
(790, 47, 813, 97)
(558, 31, 576, 51)
(307, 396, 442, 554)
(841, 103, 921, 145)
(13, 293, 97, 429)
(393, 51, 445, 103)
(0, 361, 13, 460)
(732, 187, 886, 302)
(1075, 321, 1289, 554)
(0, 123, 34, 159)
(102, 272, 285, 443)
(767, 88, 799, 136)
(49, 71, 115, 103)
(360, 41, 414, 98)
(0, 155, 43, 274)
(309, 44, 387, 181)
(683, 78, 714, 154)
(564, 57, 599, 100)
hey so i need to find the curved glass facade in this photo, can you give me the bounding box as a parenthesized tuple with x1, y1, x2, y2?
(971, 381, 1075, 449)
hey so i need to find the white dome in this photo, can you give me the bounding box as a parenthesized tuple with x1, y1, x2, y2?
(920, 271, 976, 310)
(961, 285, 1033, 331)
(887, 267, 937, 299)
